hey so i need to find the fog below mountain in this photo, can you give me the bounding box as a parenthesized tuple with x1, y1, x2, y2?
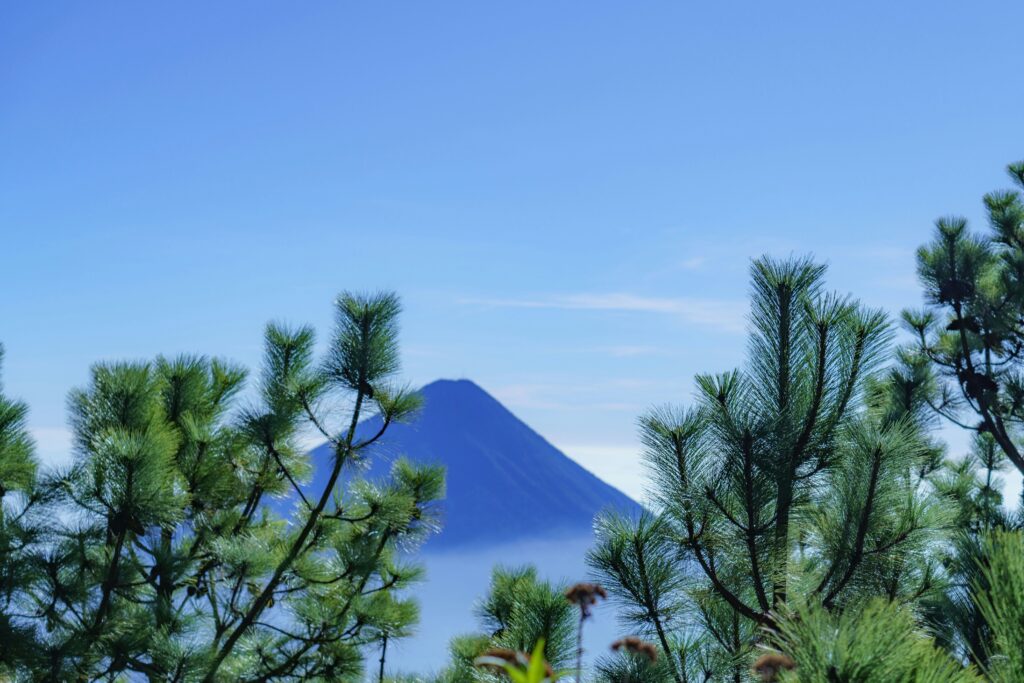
(385, 534, 623, 676)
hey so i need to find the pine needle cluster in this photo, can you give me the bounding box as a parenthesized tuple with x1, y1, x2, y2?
(906, 161, 1024, 480)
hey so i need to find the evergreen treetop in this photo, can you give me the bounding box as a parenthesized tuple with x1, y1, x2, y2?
(589, 256, 947, 677)
(0, 293, 445, 682)
(907, 161, 1024, 479)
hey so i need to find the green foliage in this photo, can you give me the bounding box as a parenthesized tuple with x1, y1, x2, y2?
(0, 293, 444, 681)
(584, 246, 1024, 683)
(326, 291, 403, 394)
(804, 417, 946, 610)
(500, 585, 574, 669)
(477, 566, 544, 637)
(587, 512, 696, 682)
(973, 531, 1024, 682)
(771, 598, 979, 683)
(593, 257, 949, 681)
(0, 345, 39, 677)
(478, 566, 575, 669)
(0, 345, 37, 500)
(68, 361, 186, 533)
(588, 513, 687, 638)
(436, 566, 574, 682)
(593, 652, 672, 683)
(442, 633, 494, 682)
(923, 431, 1019, 668)
(908, 160, 1024, 479)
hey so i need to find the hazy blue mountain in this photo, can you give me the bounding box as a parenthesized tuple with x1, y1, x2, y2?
(270, 379, 641, 672)
(301, 379, 642, 550)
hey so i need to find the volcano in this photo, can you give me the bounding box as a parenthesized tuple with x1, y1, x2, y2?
(303, 379, 641, 550)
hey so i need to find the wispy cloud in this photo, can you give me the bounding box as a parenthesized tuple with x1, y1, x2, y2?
(554, 442, 646, 501)
(461, 293, 746, 332)
(678, 256, 706, 271)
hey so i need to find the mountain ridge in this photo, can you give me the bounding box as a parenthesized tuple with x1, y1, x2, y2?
(303, 379, 642, 550)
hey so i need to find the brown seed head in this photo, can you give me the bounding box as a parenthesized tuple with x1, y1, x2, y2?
(752, 652, 796, 682)
(565, 582, 608, 618)
(476, 648, 555, 677)
(611, 636, 658, 663)
(481, 647, 522, 663)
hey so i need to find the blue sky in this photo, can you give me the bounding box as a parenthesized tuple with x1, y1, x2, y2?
(2, 1, 1023, 502)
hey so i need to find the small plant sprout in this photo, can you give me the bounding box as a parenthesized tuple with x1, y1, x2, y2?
(475, 640, 560, 682)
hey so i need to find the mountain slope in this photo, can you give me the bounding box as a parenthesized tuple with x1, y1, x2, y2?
(304, 379, 642, 550)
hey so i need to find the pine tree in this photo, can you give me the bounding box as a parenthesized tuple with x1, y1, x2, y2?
(592, 649, 680, 683)
(586, 512, 721, 683)
(436, 565, 576, 682)
(0, 344, 42, 676)
(923, 430, 1022, 669)
(768, 598, 979, 683)
(907, 160, 1024, 479)
(476, 565, 575, 671)
(589, 257, 946, 677)
(1, 293, 444, 681)
(973, 530, 1024, 683)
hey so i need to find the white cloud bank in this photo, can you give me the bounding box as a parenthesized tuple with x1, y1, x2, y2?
(555, 442, 647, 503)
